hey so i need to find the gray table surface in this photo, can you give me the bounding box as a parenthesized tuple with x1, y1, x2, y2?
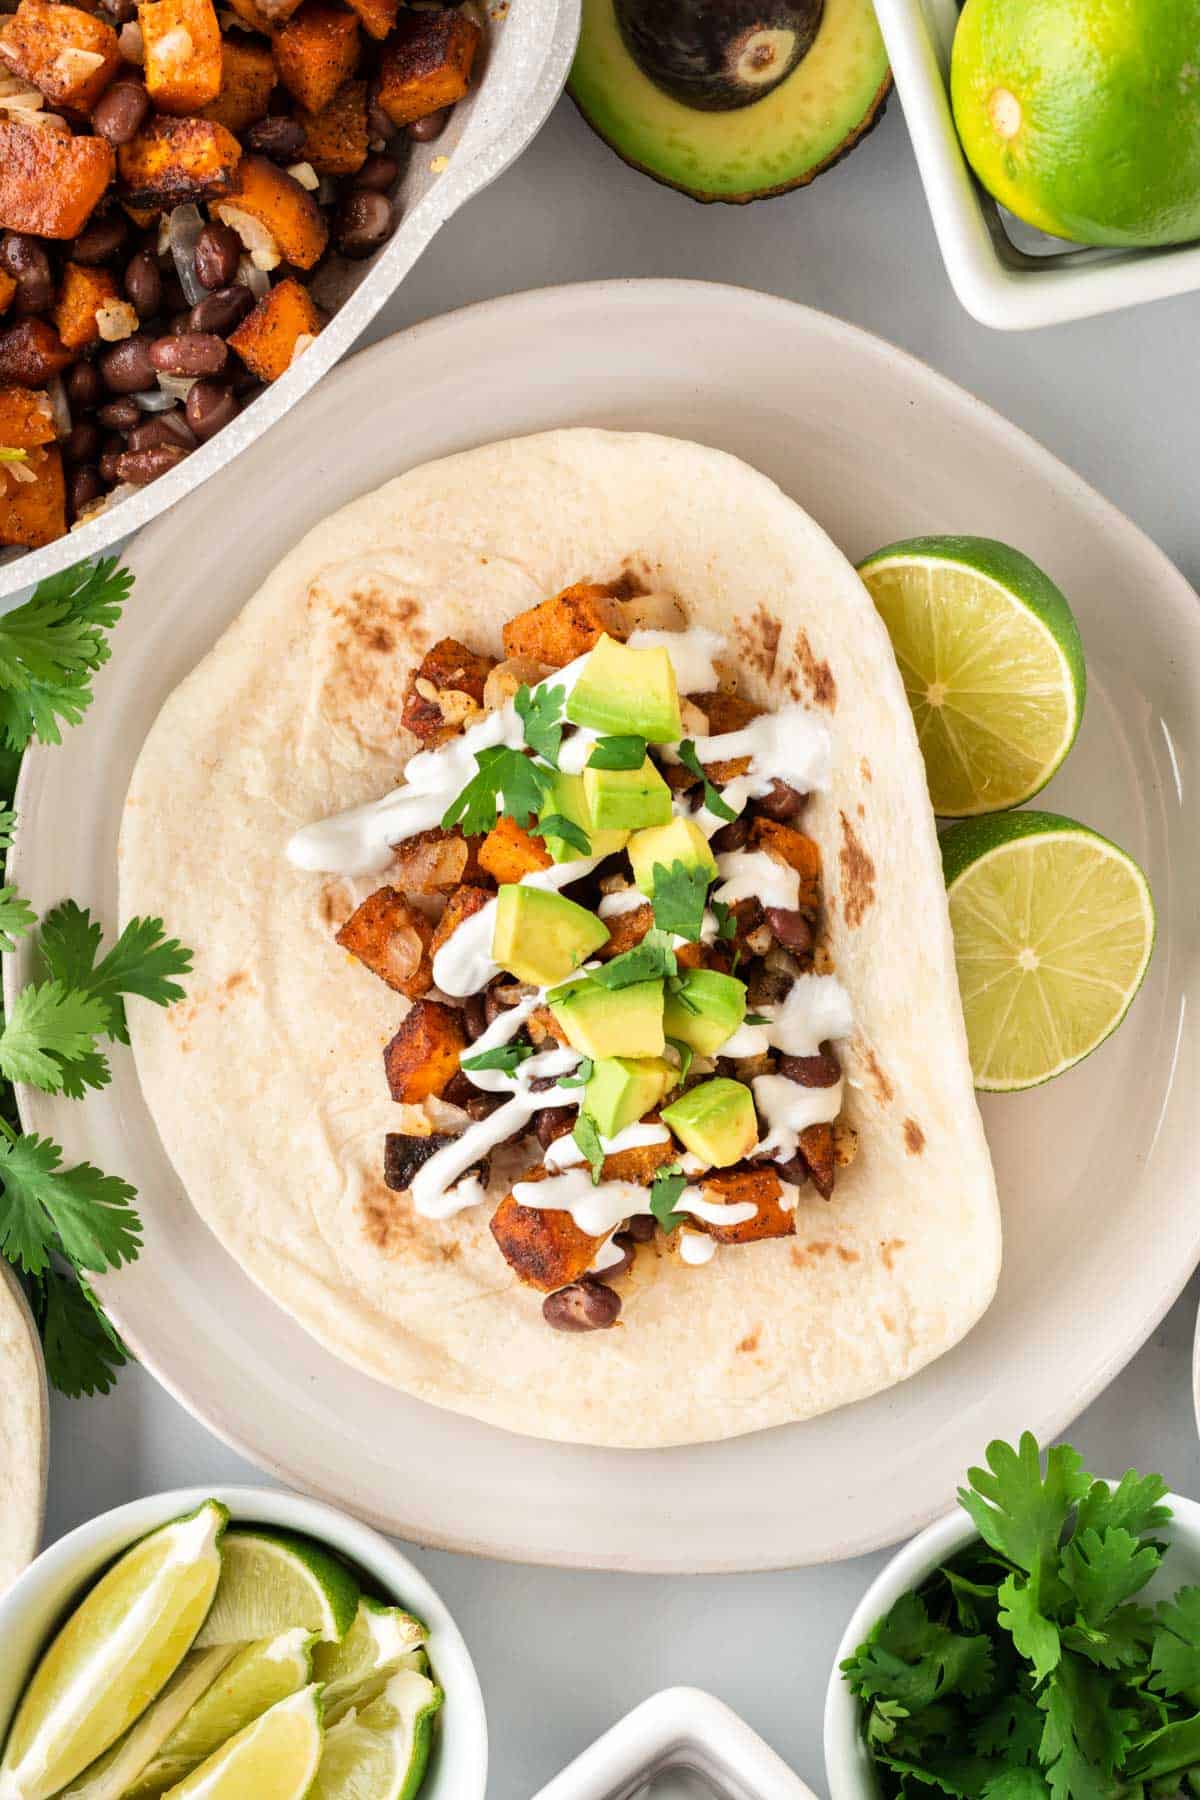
(42, 88, 1200, 1800)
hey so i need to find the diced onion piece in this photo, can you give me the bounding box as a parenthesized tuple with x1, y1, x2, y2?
(45, 374, 71, 439)
(288, 331, 316, 367)
(167, 203, 206, 305)
(153, 24, 193, 67)
(52, 46, 105, 82)
(118, 19, 144, 61)
(156, 373, 197, 401)
(286, 161, 319, 191)
(236, 254, 270, 299)
(95, 299, 139, 342)
(212, 204, 280, 271)
(132, 385, 177, 412)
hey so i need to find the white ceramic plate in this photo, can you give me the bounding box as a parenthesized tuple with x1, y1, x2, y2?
(0, 1262, 48, 1593)
(9, 281, 1198, 1571)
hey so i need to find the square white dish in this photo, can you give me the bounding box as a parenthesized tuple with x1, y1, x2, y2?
(873, 0, 1200, 329)
(531, 1689, 818, 1800)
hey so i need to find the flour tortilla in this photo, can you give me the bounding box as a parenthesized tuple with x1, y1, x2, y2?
(0, 1263, 46, 1589)
(120, 429, 1000, 1448)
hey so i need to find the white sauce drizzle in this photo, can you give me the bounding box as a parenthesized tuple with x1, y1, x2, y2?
(678, 1228, 717, 1266)
(598, 886, 649, 919)
(544, 1119, 671, 1172)
(714, 849, 799, 913)
(720, 973, 854, 1062)
(677, 1186, 758, 1226)
(432, 855, 602, 997)
(511, 1167, 651, 1238)
(627, 625, 724, 694)
(588, 1237, 627, 1274)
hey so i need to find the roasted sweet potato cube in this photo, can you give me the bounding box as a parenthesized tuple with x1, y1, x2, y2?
(690, 1168, 794, 1244)
(748, 818, 821, 915)
(0, 120, 114, 238)
(799, 1123, 836, 1199)
(526, 1005, 567, 1046)
(200, 36, 276, 131)
(491, 1178, 605, 1293)
(53, 261, 119, 352)
(140, 0, 222, 112)
(429, 883, 493, 960)
(401, 635, 494, 747)
(343, 0, 393, 39)
(272, 0, 359, 113)
(228, 277, 322, 382)
(594, 901, 652, 959)
(0, 319, 72, 387)
(118, 116, 241, 209)
(690, 690, 762, 735)
(501, 583, 623, 667)
(336, 884, 433, 998)
(0, 273, 14, 316)
(212, 153, 328, 269)
(0, 386, 54, 448)
(298, 77, 368, 174)
(383, 998, 466, 1103)
(389, 826, 483, 895)
(602, 1137, 675, 1185)
(478, 816, 551, 886)
(377, 6, 480, 127)
(0, 0, 120, 111)
(223, 0, 274, 30)
(0, 443, 65, 547)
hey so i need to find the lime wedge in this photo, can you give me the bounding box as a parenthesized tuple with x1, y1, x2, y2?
(310, 1669, 443, 1800)
(193, 1529, 359, 1648)
(59, 1648, 239, 1800)
(125, 1629, 315, 1799)
(859, 535, 1085, 817)
(942, 811, 1154, 1090)
(159, 1684, 323, 1800)
(314, 1600, 426, 1726)
(0, 1501, 227, 1800)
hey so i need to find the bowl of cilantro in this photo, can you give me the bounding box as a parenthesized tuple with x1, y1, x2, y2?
(826, 1433, 1200, 1800)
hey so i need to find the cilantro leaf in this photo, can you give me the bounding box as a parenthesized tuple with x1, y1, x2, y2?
(0, 981, 109, 1092)
(665, 1036, 693, 1084)
(973, 1696, 1046, 1766)
(678, 739, 738, 823)
(514, 683, 565, 767)
(650, 858, 711, 941)
(31, 1267, 129, 1398)
(649, 1163, 687, 1232)
(0, 809, 17, 853)
(1038, 1655, 1133, 1800)
(1062, 1604, 1155, 1672)
(1061, 1527, 1161, 1626)
(998, 1576, 1061, 1686)
(0, 1131, 141, 1275)
(1076, 1470, 1171, 1541)
(587, 735, 647, 771)
(591, 928, 676, 989)
(0, 558, 133, 750)
(959, 1435, 1091, 1610)
(460, 1043, 534, 1076)
(845, 1593, 996, 1713)
(0, 886, 36, 952)
(1124, 1713, 1200, 1783)
(441, 744, 550, 836)
(572, 1112, 604, 1184)
(556, 1057, 593, 1089)
(982, 1771, 1052, 1800)
(744, 1012, 769, 1026)
(1150, 1589, 1200, 1696)
(533, 813, 591, 856)
(40, 903, 192, 1042)
(711, 899, 737, 941)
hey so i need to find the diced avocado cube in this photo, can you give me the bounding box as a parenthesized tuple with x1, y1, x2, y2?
(540, 771, 629, 864)
(583, 758, 673, 831)
(663, 969, 746, 1056)
(492, 885, 609, 987)
(628, 816, 717, 897)
(566, 634, 683, 743)
(662, 1078, 758, 1167)
(548, 976, 665, 1059)
(585, 1055, 677, 1137)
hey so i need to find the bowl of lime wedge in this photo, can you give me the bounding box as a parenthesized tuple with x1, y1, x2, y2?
(0, 1486, 487, 1800)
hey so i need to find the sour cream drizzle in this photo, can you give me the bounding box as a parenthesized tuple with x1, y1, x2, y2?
(544, 1120, 671, 1172)
(714, 849, 799, 913)
(678, 1228, 716, 1266)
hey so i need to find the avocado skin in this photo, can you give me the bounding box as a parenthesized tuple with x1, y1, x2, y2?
(614, 0, 822, 112)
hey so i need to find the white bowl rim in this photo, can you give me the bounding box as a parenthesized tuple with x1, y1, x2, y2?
(0, 1483, 488, 1799)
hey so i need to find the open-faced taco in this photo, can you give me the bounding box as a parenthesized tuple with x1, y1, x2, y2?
(120, 429, 1000, 1447)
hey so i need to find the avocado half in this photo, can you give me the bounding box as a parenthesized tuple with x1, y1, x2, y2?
(569, 0, 892, 203)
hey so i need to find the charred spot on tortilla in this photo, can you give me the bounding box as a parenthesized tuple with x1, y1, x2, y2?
(735, 603, 782, 681)
(604, 566, 652, 600)
(839, 810, 876, 928)
(860, 1046, 894, 1107)
(737, 1328, 762, 1354)
(793, 628, 837, 710)
(860, 757, 873, 783)
(880, 1237, 906, 1272)
(904, 1118, 926, 1155)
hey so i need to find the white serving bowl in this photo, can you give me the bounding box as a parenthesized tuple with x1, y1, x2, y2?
(872, 0, 1200, 329)
(0, 1485, 487, 1800)
(823, 1483, 1200, 1800)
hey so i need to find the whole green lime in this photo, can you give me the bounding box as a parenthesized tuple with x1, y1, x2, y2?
(951, 0, 1200, 247)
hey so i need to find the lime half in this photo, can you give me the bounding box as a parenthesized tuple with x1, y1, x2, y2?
(314, 1599, 426, 1726)
(0, 1501, 227, 1800)
(860, 535, 1085, 817)
(160, 1685, 324, 1800)
(310, 1668, 443, 1800)
(943, 811, 1154, 1091)
(193, 1529, 359, 1648)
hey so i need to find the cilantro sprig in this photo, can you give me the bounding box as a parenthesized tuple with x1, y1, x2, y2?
(533, 813, 591, 856)
(441, 744, 550, 837)
(842, 1434, 1200, 1800)
(678, 739, 738, 823)
(650, 857, 712, 941)
(649, 1163, 688, 1232)
(461, 1042, 534, 1076)
(0, 557, 132, 750)
(590, 927, 677, 989)
(587, 735, 647, 771)
(573, 1112, 605, 1184)
(514, 682, 565, 767)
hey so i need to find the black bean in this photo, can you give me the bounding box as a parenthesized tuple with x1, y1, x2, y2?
(98, 434, 124, 482)
(754, 780, 807, 822)
(63, 420, 101, 463)
(93, 76, 149, 145)
(64, 359, 104, 410)
(542, 1280, 621, 1333)
(245, 115, 306, 162)
(71, 215, 128, 265)
(778, 1050, 840, 1088)
(746, 964, 793, 1010)
(460, 993, 488, 1042)
(771, 1153, 810, 1188)
(97, 395, 140, 429)
(354, 152, 399, 192)
(188, 284, 253, 337)
(626, 1212, 657, 1243)
(193, 222, 241, 291)
(483, 978, 520, 1026)
(532, 1107, 571, 1152)
(99, 334, 155, 393)
(66, 463, 102, 520)
(114, 443, 189, 483)
(710, 813, 750, 855)
(1, 236, 53, 316)
(185, 377, 237, 441)
(407, 107, 449, 142)
(602, 1233, 636, 1280)
(333, 189, 393, 259)
(764, 907, 813, 954)
(123, 248, 161, 319)
(367, 95, 396, 141)
(127, 413, 196, 453)
(149, 331, 227, 376)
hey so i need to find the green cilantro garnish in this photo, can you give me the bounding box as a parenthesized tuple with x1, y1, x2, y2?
(514, 682, 565, 767)
(572, 1112, 605, 1184)
(649, 1163, 688, 1232)
(665, 973, 699, 1014)
(0, 1132, 141, 1276)
(678, 739, 738, 823)
(841, 1433, 1200, 1800)
(556, 1057, 593, 1089)
(461, 1042, 534, 1075)
(40, 900, 191, 1046)
(441, 744, 550, 837)
(590, 927, 677, 989)
(744, 1013, 769, 1026)
(30, 1268, 128, 1397)
(650, 857, 712, 941)
(665, 1037, 693, 1083)
(533, 813, 591, 856)
(0, 556, 132, 750)
(587, 735, 647, 771)
(711, 899, 737, 942)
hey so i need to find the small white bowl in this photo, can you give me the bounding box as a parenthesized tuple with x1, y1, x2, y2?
(0, 1486, 487, 1800)
(872, 0, 1200, 329)
(824, 1485, 1200, 1800)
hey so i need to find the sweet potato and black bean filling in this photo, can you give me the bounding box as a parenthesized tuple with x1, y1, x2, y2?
(320, 581, 859, 1332)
